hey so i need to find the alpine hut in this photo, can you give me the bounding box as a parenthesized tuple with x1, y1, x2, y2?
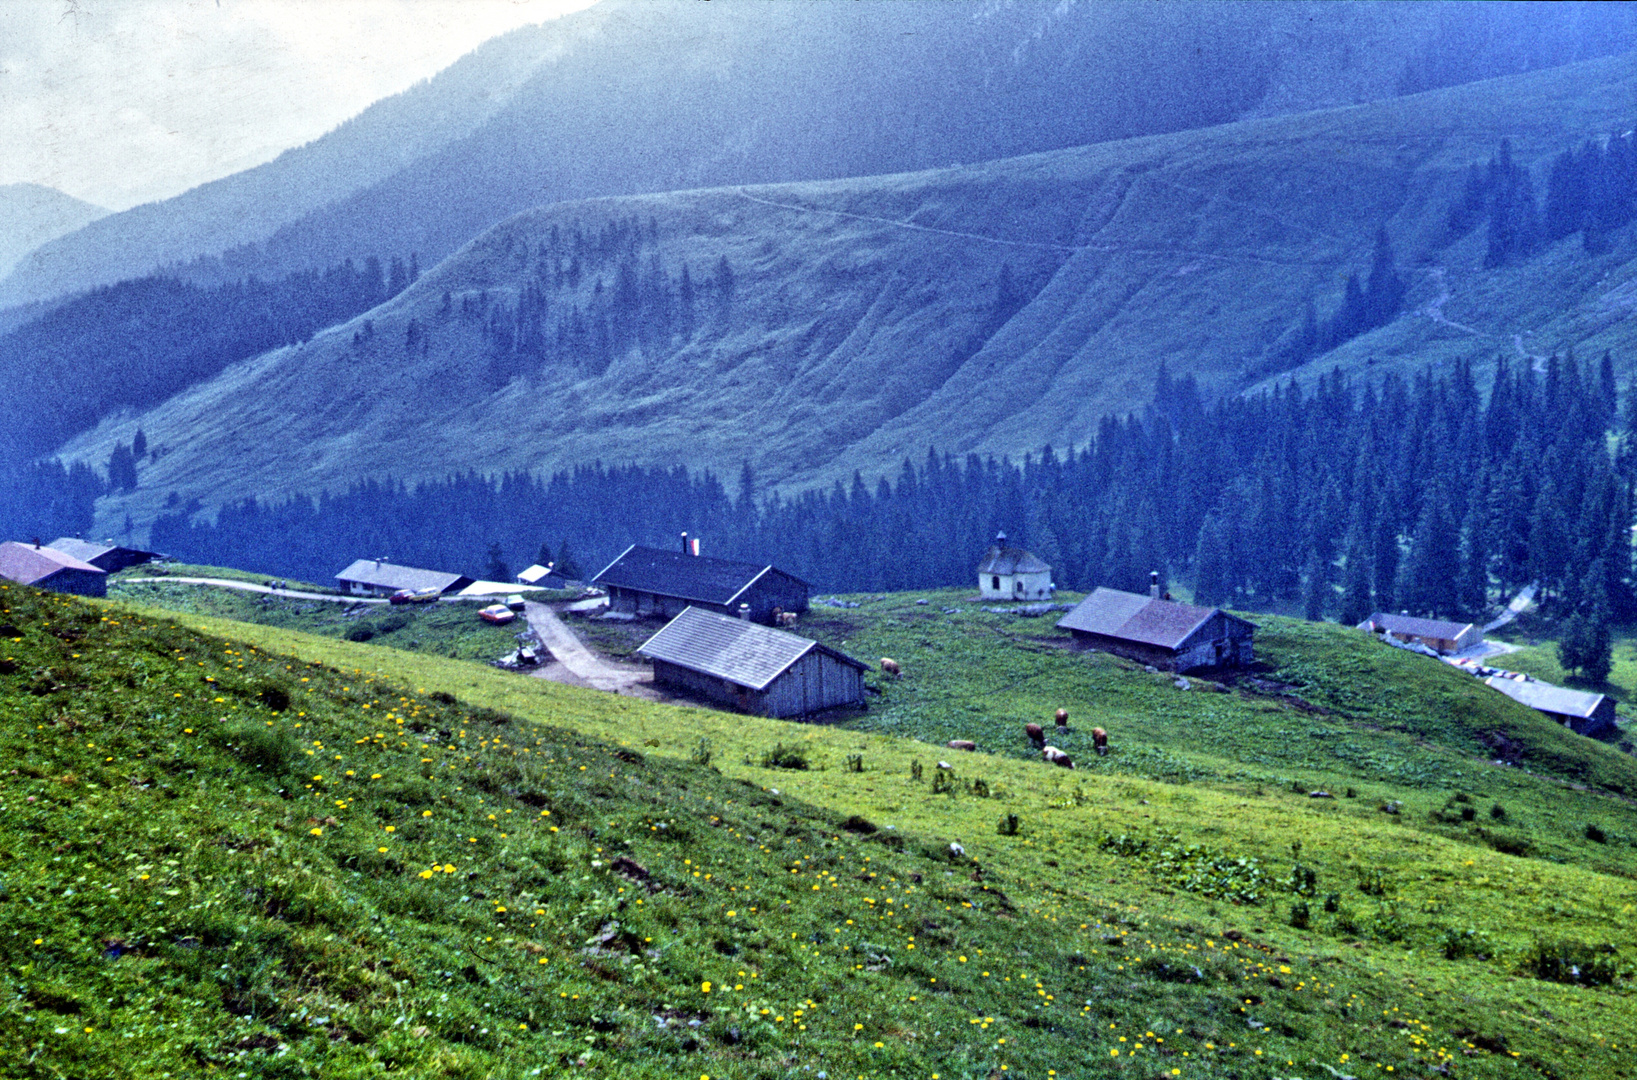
(334, 559, 473, 597)
(0, 541, 108, 597)
(46, 538, 159, 573)
(592, 536, 808, 624)
(1057, 575, 1254, 671)
(1359, 613, 1481, 655)
(976, 532, 1054, 600)
(1483, 675, 1617, 737)
(639, 606, 868, 718)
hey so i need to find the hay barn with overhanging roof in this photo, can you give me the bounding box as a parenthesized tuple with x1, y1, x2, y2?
(46, 538, 160, 574)
(592, 539, 808, 625)
(639, 606, 868, 718)
(1057, 581, 1255, 672)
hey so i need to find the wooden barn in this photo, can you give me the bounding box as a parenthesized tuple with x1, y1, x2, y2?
(592, 543, 808, 624)
(976, 532, 1054, 600)
(1057, 584, 1255, 671)
(334, 559, 473, 597)
(1483, 675, 1617, 737)
(1360, 612, 1482, 655)
(46, 538, 160, 573)
(639, 606, 868, 718)
(0, 541, 107, 597)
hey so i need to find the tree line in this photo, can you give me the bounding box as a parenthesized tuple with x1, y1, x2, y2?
(147, 352, 1632, 651)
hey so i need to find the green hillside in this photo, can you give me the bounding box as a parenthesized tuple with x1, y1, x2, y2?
(20, 576, 1631, 1076)
(59, 51, 1637, 539)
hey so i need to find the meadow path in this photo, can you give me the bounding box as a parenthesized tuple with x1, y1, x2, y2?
(120, 576, 385, 604)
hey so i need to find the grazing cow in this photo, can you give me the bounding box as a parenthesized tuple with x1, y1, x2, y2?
(949, 841, 966, 859)
(880, 657, 902, 677)
(1024, 722, 1045, 746)
(1054, 708, 1069, 729)
(1041, 745, 1074, 769)
(778, 611, 799, 627)
(1092, 727, 1108, 757)
(946, 739, 977, 752)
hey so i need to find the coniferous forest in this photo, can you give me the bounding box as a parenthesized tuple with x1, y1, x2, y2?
(143, 353, 1633, 636)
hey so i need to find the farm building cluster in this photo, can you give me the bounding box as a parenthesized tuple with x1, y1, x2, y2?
(0, 538, 160, 598)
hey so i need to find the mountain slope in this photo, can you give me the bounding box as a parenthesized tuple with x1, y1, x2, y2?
(57, 51, 1637, 536)
(0, 183, 106, 279)
(13, 1, 1635, 316)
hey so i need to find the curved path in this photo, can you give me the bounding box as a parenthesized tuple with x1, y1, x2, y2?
(119, 576, 386, 604)
(521, 601, 655, 697)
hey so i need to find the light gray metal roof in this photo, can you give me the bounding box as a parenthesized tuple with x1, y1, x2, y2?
(1483, 675, 1606, 719)
(335, 559, 469, 593)
(638, 606, 866, 691)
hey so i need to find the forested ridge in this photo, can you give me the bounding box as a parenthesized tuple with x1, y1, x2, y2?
(141, 353, 1633, 642)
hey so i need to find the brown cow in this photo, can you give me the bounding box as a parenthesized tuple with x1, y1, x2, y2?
(1041, 745, 1074, 769)
(1024, 722, 1045, 746)
(946, 739, 977, 752)
(880, 657, 902, 677)
(1054, 708, 1069, 729)
(1092, 727, 1108, 757)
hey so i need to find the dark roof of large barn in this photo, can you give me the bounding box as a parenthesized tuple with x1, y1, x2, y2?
(1483, 675, 1606, 719)
(638, 606, 866, 691)
(1056, 587, 1250, 650)
(1363, 612, 1475, 640)
(47, 538, 156, 567)
(592, 545, 806, 606)
(0, 541, 105, 587)
(334, 559, 471, 593)
(976, 543, 1051, 576)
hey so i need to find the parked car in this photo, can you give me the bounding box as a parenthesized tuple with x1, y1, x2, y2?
(479, 603, 517, 625)
(389, 589, 416, 605)
(506, 594, 527, 612)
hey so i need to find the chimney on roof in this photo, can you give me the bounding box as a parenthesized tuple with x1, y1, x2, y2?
(738, 603, 750, 621)
(680, 531, 689, 555)
(32, 537, 41, 549)
(1150, 571, 1160, 600)
(995, 530, 1006, 545)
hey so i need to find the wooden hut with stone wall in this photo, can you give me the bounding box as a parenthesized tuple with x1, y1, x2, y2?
(1057, 584, 1255, 672)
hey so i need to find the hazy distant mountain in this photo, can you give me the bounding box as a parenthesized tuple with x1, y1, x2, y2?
(60, 51, 1637, 538)
(9, 0, 1636, 313)
(0, 184, 106, 280)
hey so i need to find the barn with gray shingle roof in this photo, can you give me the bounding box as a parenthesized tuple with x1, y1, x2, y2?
(334, 559, 473, 597)
(0, 541, 107, 597)
(638, 606, 867, 718)
(47, 538, 160, 573)
(1056, 586, 1255, 671)
(592, 544, 808, 624)
(1483, 675, 1617, 736)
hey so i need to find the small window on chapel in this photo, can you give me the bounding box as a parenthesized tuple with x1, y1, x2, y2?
(992, 576, 1000, 590)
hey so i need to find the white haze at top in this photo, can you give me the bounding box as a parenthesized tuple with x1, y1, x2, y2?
(0, 0, 597, 211)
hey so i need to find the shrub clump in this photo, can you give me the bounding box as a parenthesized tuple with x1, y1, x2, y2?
(761, 743, 809, 770)
(1520, 939, 1623, 986)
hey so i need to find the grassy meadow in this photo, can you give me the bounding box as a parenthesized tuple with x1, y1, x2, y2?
(7, 578, 1622, 1076)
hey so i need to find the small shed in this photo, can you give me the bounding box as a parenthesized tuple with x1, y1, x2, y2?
(1056, 585, 1255, 671)
(335, 559, 473, 597)
(0, 541, 107, 597)
(976, 532, 1053, 600)
(592, 544, 808, 624)
(46, 538, 160, 573)
(1483, 675, 1617, 737)
(639, 606, 868, 718)
(1360, 613, 1481, 655)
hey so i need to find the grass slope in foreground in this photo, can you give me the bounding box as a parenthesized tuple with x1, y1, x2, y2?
(77, 587, 1637, 1077)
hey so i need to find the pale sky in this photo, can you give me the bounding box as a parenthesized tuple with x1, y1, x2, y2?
(0, 0, 599, 211)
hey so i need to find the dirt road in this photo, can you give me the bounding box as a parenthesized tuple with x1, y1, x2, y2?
(120, 576, 385, 604)
(522, 601, 656, 698)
